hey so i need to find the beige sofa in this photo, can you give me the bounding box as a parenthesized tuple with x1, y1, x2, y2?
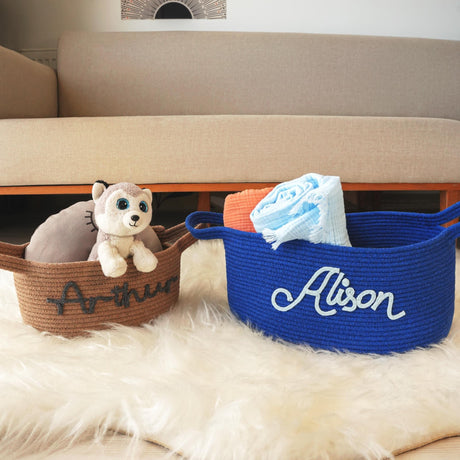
(0, 31, 459, 210)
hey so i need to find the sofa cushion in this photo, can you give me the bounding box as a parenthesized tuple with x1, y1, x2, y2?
(57, 31, 460, 121)
(0, 115, 458, 186)
(0, 45, 57, 119)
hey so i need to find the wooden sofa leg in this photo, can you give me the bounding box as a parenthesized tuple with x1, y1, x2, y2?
(197, 192, 211, 211)
(440, 190, 460, 211)
(440, 190, 460, 247)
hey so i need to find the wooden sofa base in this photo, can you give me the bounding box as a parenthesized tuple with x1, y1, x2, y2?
(1, 183, 459, 213)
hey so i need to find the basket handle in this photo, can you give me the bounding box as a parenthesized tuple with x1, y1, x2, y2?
(423, 201, 460, 225)
(172, 222, 197, 253)
(425, 201, 460, 239)
(443, 222, 460, 241)
(0, 241, 29, 274)
(155, 222, 197, 253)
(185, 212, 227, 241)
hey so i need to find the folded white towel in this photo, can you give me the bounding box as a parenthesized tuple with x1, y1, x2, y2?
(250, 173, 351, 249)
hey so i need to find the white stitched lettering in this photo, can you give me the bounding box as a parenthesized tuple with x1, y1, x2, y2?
(271, 266, 405, 321)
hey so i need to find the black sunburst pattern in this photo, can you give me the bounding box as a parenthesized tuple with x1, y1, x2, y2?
(121, 0, 226, 19)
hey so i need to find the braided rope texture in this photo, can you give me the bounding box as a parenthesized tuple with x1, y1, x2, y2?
(188, 211, 458, 354)
(7, 223, 195, 338)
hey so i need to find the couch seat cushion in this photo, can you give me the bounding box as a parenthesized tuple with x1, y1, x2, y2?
(1, 115, 458, 186)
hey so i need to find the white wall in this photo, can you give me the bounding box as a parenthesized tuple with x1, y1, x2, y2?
(0, 0, 459, 50)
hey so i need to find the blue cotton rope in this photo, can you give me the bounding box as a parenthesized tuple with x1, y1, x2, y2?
(185, 205, 460, 354)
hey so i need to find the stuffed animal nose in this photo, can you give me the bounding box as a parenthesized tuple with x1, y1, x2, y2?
(131, 215, 140, 222)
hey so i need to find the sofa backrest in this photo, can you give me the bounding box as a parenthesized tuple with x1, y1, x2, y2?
(57, 31, 460, 120)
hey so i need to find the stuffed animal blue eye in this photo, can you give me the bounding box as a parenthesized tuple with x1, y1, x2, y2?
(139, 201, 149, 213)
(116, 198, 130, 210)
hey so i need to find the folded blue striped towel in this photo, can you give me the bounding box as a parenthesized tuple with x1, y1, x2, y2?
(250, 173, 351, 249)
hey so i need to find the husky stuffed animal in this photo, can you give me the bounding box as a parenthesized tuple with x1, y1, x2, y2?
(88, 182, 159, 278)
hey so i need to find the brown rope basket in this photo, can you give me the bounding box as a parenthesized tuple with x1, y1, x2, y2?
(0, 223, 195, 337)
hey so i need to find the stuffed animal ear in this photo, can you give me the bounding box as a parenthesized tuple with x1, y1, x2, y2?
(142, 188, 153, 204)
(92, 181, 108, 202)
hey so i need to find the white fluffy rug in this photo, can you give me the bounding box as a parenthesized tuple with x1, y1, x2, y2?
(0, 240, 460, 459)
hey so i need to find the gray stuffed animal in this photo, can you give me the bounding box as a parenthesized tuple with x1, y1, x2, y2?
(88, 182, 159, 278)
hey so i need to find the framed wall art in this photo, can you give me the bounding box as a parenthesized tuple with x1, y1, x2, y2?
(121, 0, 226, 19)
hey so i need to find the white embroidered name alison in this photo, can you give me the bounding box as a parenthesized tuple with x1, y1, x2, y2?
(271, 266, 406, 321)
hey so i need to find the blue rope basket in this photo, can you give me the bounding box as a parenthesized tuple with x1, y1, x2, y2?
(186, 202, 460, 354)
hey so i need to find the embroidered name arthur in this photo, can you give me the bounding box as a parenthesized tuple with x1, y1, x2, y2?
(271, 266, 405, 320)
(47, 277, 178, 315)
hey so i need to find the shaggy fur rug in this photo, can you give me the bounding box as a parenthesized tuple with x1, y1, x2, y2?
(0, 240, 459, 459)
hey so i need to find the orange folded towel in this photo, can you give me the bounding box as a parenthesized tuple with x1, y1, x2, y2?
(223, 187, 273, 232)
